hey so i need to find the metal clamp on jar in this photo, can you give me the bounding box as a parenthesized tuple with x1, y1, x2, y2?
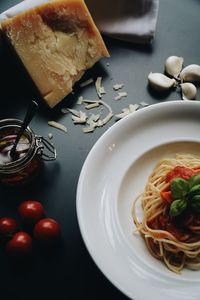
(0, 119, 56, 186)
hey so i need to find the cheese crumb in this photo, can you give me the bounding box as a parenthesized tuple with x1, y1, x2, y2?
(115, 104, 139, 120)
(82, 126, 95, 133)
(140, 102, 149, 107)
(77, 96, 84, 105)
(48, 133, 53, 139)
(48, 121, 68, 133)
(80, 78, 94, 87)
(85, 102, 100, 109)
(95, 77, 106, 98)
(113, 83, 124, 91)
(114, 92, 128, 101)
(71, 111, 87, 124)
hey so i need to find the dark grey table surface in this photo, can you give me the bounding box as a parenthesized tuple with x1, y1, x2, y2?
(0, 1, 200, 299)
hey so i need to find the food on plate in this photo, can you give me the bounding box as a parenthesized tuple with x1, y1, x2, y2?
(18, 200, 45, 224)
(6, 231, 32, 256)
(0, 217, 17, 239)
(0, 0, 109, 108)
(132, 153, 200, 273)
(33, 218, 61, 243)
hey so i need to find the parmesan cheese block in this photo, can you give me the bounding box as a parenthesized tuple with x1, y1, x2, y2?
(0, 0, 109, 107)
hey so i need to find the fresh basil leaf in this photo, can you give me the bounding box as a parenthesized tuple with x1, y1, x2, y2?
(190, 195, 200, 213)
(188, 173, 200, 189)
(188, 184, 200, 200)
(170, 178, 189, 200)
(169, 199, 187, 217)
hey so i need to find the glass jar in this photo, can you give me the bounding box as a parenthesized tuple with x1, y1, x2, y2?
(0, 119, 56, 186)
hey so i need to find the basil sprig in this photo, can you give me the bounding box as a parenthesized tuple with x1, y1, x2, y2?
(169, 199, 187, 217)
(170, 178, 189, 199)
(169, 174, 200, 217)
(188, 173, 200, 189)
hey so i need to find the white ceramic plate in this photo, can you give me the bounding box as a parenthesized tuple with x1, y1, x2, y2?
(76, 100, 200, 300)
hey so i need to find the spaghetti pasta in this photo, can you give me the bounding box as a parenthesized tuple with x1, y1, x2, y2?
(132, 153, 200, 273)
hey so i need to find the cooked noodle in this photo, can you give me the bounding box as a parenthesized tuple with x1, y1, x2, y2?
(132, 153, 200, 274)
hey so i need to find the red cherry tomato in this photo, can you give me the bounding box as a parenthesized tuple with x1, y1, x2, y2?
(18, 200, 44, 224)
(34, 218, 61, 243)
(6, 231, 32, 256)
(0, 217, 17, 239)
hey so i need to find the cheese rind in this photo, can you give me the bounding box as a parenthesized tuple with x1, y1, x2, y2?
(0, 0, 109, 107)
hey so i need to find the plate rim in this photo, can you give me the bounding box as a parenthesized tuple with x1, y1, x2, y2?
(76, 100, 200, 300)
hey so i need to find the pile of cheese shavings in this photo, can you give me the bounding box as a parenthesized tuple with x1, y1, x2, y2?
(61, 99, 113, 133)
(48, 75, 149, 134)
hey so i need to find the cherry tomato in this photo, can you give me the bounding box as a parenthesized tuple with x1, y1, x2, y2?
(160, 190, 173, 204)
(6, 231, 32, 256)
(18, 200, 44, 224)
(34, 218, 61, 243)
(0, 217, 17, 239)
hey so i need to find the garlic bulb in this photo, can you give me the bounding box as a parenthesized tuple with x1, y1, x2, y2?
(180, 64, 200, 82)
(180, 82, 197, 100)
(148, 72, 176, 91)
(165, 56, 184, 78)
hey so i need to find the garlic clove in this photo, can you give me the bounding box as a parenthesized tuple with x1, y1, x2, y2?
(180, 64, 200, 82)
(180, 82, 197, 100)
(165, 56, 184, 78)
(148, 72, 176, 91)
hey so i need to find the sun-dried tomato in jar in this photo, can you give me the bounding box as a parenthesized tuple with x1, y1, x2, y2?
(0, 119, 56, 186)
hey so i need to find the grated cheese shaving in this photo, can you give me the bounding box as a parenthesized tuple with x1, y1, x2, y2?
(115, 111, 130, 120)
(96, 119, 104, 127)
(87, 114, 100, 126)
(82, 126, 95, 133)
(114, 92, 128, 101)
(82, 99, 99, 104)
(129, 104, 139, 112)
(122, 107, 130, 113)
(95, 77, 106, 98)
(85, 102, 100, 109)
(99, 86, 106, 95)
(115, 104, 139, 120)
(48, 121, 68, 133)
(71, 111, 87, 124)
(48, 133, 53, 139)
(80, 78, 94, 87)
(67, 108, 80, 117)
(102, 112, 113, 125)
(140, 102, 149, 107)
(113, 83, 124, 91)
(77, 96, 83, 105)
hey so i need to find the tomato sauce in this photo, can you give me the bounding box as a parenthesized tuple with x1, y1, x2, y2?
(147, 212, 194, 242)
(165, 166, 196, 182)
